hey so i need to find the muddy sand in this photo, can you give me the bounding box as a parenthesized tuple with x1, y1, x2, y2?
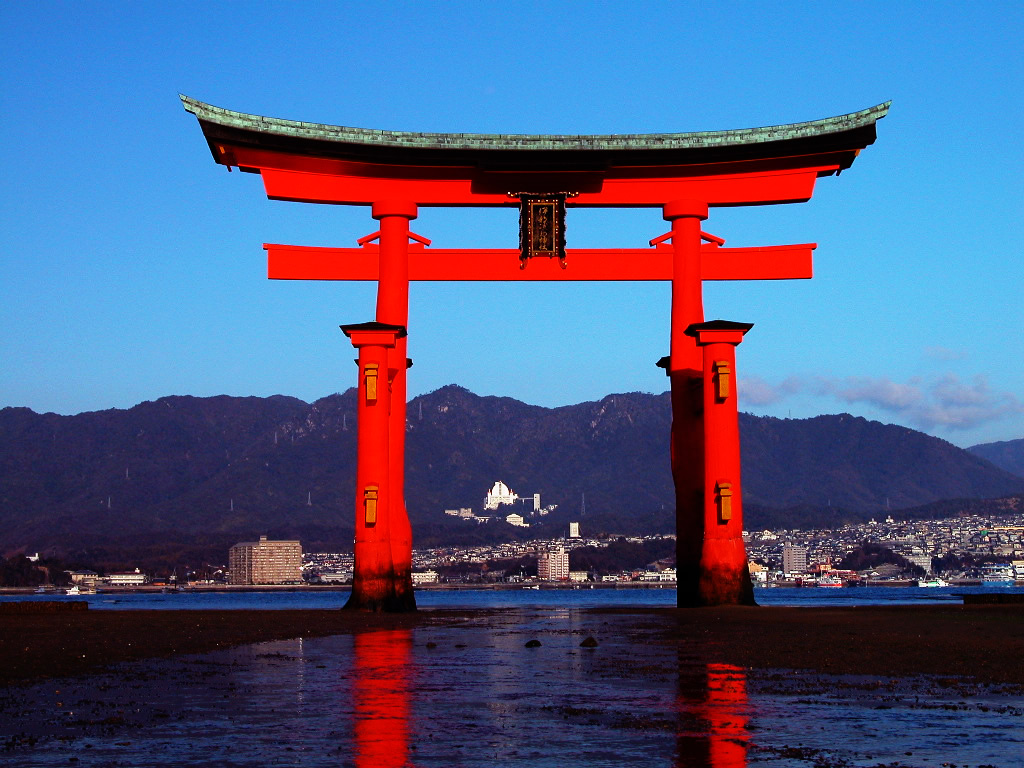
(3, 603, 1022, 687)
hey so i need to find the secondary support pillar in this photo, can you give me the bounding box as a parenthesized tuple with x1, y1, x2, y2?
(664, 199, 708, 607)
(685, 320, 756, 606)
(372, 201, 418, 611)
(341, 321, 407, 612)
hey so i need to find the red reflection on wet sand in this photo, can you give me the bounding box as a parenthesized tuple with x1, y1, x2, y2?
(352, 629, 413, 768)
(676, 662, 749, 768)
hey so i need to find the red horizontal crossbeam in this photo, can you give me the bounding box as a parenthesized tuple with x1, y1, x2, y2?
(265, 243, 815, 282)
(259, 166, 827, 208)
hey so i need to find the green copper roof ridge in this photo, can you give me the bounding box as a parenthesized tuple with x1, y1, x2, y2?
(179, 94, 890, 152)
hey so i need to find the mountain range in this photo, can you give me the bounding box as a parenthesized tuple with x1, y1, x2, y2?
(967, 438, 1024, 479)
(1, 385, 1022, 569)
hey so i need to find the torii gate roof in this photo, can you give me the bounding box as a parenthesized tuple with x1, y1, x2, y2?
(181, 96, 888, 207)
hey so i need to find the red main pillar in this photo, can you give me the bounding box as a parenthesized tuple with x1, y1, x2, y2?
(664, 199, 708, 607)
(341, 321, 406, 612)
(685, 320, 756, 606)
(372, 201, 417, 611)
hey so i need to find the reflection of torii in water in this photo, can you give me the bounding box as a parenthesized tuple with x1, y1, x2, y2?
(676, 662, 750, 768)
(183, 95, 888, 610)
(352, 629, 412, 768)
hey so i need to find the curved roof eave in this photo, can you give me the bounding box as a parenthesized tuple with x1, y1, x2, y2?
(180, 95, 889, 169)
(181, 95, 889, 152)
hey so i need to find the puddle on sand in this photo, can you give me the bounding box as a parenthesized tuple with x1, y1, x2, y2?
(1, 607, 1021, 767)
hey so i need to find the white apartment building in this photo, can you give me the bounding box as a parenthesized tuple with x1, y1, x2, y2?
(901, 551, 933, 573)
(229, 536, 302, 585)
(538, 545, 570, 581)
(782, 543, 808, 576)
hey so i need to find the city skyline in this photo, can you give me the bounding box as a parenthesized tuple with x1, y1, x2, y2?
(3, 3, 1022, 448)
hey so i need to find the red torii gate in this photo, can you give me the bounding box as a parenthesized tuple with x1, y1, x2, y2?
(183, 96, 887, 610)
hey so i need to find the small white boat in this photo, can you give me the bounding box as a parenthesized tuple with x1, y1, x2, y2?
(65, 585, 81, 595)
(917, 578, 948, 588)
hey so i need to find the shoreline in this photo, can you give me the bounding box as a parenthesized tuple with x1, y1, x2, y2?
(2, 602, 1022, 689)
(0, 581, 678, 596)
(5, 577, 1014, 596)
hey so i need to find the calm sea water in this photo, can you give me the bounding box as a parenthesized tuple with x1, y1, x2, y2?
(4, 583, 1022, 610)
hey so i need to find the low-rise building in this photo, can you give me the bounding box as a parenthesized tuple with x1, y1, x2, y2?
(748, 561, 767, 584)
(107, 569, 147, 587)
(317, 572, 352, 584)
(411, 570, 439, 585)
(68, 570, 101, 588)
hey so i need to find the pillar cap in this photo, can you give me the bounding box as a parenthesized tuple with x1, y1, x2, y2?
(663, 199, 708, 221)
(340, 321, 407, 338)
(685, 320, 753, 345)
(685, 320, 753, 335)
(371, 200, 418, 220)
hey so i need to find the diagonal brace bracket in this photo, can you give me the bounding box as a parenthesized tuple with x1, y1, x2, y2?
(356, 230, 432, 247)
(649, 230, 726, 247)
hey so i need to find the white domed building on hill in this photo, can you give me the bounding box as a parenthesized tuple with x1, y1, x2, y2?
(483, 481, 519, 510)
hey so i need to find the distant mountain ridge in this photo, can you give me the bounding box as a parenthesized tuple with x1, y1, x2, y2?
(1, 386, 1021, 565)
(967, 438, 1024, 479)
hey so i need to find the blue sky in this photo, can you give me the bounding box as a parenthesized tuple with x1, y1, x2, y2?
(2, 1, 1022, 448)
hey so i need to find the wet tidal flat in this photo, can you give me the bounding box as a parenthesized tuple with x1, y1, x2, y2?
(2, 606, 1023, 767)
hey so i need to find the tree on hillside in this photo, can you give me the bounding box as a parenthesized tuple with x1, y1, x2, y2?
(0, 554, 70, 587)
(839, 541, 924, 576)
(568, 537, 675, 575)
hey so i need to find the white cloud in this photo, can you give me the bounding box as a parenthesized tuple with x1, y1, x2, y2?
(914, 375, 1023, 430)
(814, 376, 924, 411)
(739, 375, 801, 406)
(739, 372, 1022, 432)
